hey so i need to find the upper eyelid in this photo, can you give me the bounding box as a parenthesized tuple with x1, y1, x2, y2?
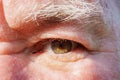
(28, 23, 93, 47)
(28, 30, 94, 51)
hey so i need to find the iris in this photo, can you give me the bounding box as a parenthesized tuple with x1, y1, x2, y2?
(51, 39, 73, 54)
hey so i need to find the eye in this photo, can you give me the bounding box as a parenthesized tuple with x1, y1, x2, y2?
(30, 38, 89, 62)
(51, 39, 73, 54)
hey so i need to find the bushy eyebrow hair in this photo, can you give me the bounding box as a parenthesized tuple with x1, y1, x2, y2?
(23, 1, 102, 25)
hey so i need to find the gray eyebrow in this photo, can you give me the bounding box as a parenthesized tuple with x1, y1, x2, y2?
(23, 1, 102, 25)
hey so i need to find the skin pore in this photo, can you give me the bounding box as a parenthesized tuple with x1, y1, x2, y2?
(0, 0, 120, 80)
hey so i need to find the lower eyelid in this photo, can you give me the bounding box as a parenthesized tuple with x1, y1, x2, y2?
(46, 45, 89, 62)
(47, 52, 88, 62)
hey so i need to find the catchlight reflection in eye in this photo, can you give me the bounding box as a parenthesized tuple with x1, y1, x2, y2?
(51, 39, 73, 54)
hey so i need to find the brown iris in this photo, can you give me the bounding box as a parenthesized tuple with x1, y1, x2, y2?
(51, 39, 73, 54)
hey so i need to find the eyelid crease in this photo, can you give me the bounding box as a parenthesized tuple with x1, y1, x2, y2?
(27, 30, 97, 52)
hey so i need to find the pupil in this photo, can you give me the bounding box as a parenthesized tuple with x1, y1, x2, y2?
(51, 39, 72, 54)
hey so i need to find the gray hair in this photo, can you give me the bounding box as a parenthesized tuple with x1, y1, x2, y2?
(24, 0, 102, 25)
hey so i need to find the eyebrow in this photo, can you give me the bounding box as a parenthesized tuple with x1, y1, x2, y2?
(24, 1, 102, 25)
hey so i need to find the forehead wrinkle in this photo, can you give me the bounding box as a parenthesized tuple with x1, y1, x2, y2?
(23, 1, 102, 25)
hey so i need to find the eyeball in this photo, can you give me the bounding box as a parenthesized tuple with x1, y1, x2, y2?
(51, 39, 73, 54)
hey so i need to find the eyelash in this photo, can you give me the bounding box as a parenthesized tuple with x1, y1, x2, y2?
(29, 38, 89, 62)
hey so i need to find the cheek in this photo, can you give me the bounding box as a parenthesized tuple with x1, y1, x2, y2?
(25, 52, 119, 80)
(73, 53, 119, 80)
(0, 52, 119, 80)
(0, 55, 28, 80)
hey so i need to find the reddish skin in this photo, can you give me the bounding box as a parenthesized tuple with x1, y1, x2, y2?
(0, 0, 120, 80)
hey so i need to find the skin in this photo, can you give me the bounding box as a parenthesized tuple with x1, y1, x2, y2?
(0, 0, 120, 80)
